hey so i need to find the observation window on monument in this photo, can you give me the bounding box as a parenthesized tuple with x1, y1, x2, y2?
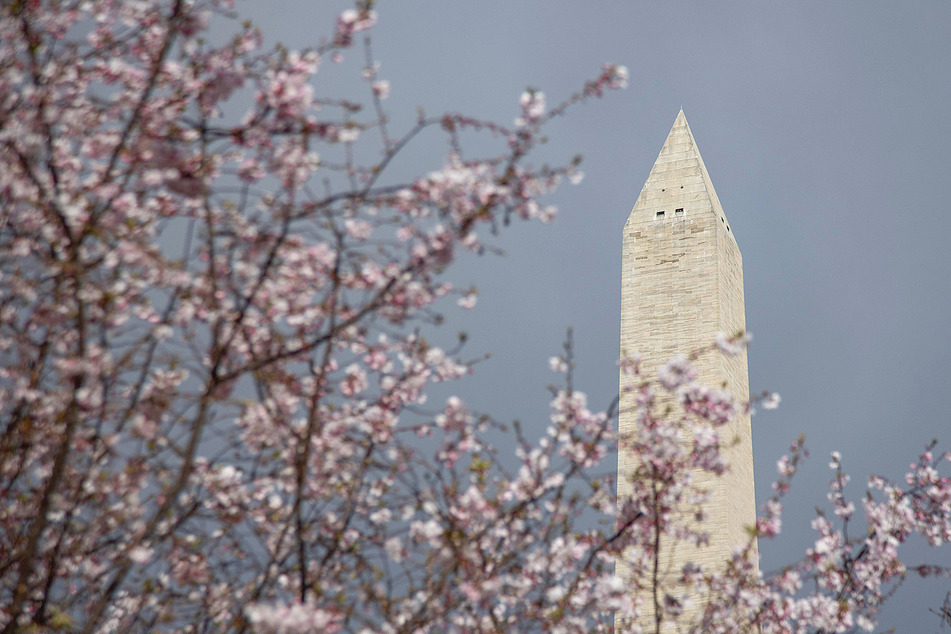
(675, 208, 684, 213)
(656, 211, 665, 216)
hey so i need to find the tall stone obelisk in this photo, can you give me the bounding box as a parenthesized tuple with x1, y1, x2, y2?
(617, 110, 755, 627)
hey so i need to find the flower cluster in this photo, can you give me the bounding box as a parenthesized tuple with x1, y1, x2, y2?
(618, 353, 951, 633)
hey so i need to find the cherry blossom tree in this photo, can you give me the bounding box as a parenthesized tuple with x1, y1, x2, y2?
(1, 1, 949, 632)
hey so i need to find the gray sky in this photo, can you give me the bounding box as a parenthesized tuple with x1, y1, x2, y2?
(241, 2, 951, 628)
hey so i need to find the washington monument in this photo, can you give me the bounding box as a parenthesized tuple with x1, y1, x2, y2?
(617, 110, 756, 626)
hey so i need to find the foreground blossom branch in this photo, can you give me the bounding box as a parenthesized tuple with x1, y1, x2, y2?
(1, 2, 949, 633)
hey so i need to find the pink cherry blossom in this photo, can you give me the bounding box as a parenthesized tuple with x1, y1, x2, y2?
(1, 2, 948, 633)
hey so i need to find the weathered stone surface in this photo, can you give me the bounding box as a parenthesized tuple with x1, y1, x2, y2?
(617, 110, 756, 630)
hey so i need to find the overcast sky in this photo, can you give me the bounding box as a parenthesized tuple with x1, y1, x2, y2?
(239, 2, 951, 628)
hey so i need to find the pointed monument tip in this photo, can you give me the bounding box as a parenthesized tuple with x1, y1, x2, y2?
(630, 105, 729, 230)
